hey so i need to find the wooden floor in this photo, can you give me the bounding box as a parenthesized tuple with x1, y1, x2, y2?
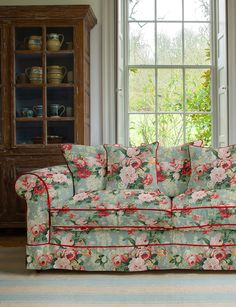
(0, 229, 26, 247)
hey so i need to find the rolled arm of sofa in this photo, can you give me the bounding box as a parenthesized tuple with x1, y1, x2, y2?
(15, 165, 74, 206)
(15, 165, 74, 245)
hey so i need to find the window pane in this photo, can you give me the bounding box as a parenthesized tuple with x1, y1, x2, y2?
(184, 23, 211, 65)
(184, 0, 210, 21)
(129, 69, 155, 112)
(129, 114, 156, 146)
(186, 114, 212, 145)
(129, 0, 155, 21)
(157, 0, 182, 21)
(129, 22, 155, 65)
(157, 23, 182, 65)
(158, 114, 183, 146)
(157, 69, 183, 111)
(185, 69, 211, 112)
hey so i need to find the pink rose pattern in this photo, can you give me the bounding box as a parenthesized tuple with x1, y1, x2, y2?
(105, 143, 158, 190)
(156, 142, 202, 197)
(26, 229, 236, 270)
(60, 144, 107, 193)
(15, 143, 236, 271)
(188, 145, 236, 191)
(15, 165, 73, 244)
(50, 189, 172, 229)
(172, 188, 236, 228)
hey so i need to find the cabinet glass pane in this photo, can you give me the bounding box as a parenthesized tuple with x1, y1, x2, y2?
(16, 122, 43, 145)
(47, 88, 74, 117)
(15, 54, 42, 85)
(0, 27, 2, 144)
(46, 53, 73, 85)
(46, 27, 73, 51)
(15, 27, 42, 51)
(16, 88, 42, 118)
(0, 89, 2, 144)
(47, 121, 74, 144)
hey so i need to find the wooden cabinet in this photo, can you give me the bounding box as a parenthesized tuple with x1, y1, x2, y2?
(0, 6, 97, 228)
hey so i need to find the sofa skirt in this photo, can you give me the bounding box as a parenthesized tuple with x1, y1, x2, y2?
(25, 228, 236, 271)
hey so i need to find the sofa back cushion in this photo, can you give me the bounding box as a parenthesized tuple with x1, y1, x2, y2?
(105, 142, 158, 190)
(156, 141, 203, 197)
(188, 144, 236, 191)
(60, 144, 107, 193)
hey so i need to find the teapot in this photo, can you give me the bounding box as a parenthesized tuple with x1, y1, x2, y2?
(46, 33, 64, 51)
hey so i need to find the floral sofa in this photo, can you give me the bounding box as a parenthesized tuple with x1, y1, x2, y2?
(15, 142, 236, 271)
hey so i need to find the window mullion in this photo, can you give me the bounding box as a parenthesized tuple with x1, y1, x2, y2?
(155, 0, 158, 141)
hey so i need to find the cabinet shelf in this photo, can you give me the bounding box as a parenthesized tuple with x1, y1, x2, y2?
(16, 117, 75, 122)
(47, 117, 74, 121)
(15, 50, 42, 55)
(15, 83, 43, 88)
(16, 117, 43, 122)
(46, 83, 74, 88)
(46, 50, 74, 55)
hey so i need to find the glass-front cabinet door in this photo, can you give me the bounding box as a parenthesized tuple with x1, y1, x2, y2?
(14, 24, 75, 146)
(0, 26, 2, 145)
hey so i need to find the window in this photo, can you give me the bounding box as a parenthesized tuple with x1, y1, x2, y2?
(124, 0, 215, 146)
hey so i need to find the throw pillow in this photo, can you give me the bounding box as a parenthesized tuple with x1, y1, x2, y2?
(60, 144, 107, 193)
(105, 142, 158, 190)
(156, 140, 203, 197)
(188, 144, 236, 191)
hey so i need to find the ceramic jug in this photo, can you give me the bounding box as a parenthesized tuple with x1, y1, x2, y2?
(33, 105, 43, 117)
(49, 104, 65, 117)
(46, 33, 64, 51)
(47, 65, 67, 84)
(25, 66, 43, 84)
(21, 107, 34, 117)
(25, 35, 42, 51)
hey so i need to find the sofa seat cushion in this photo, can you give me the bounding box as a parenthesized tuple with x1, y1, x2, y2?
(50, 189, 172, 229)
(172, 189, 236, 230)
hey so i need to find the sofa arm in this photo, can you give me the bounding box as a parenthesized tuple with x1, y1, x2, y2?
(15, 165, 73, 245)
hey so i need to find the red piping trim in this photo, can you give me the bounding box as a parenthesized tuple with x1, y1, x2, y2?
(50, 207, 171, 212)
(51, 223, 236, 231)
(26, 242, 236, 248)
(155, 141, 159, 186)
(49, 205, 236, 213)
(15, 172, 51, 244)
(173, 223, 236, 229)
(172, 205, 236, 211)
(52, 225, 172, 230)
(59, 144, 75, 196)
(190, 143, 236, 149)
(20, 172, 51, 208)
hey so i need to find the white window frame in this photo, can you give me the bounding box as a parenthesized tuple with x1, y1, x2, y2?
(118, 0, 218, 146)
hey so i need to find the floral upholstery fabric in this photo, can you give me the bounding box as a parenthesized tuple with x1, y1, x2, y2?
(172, 189, 236, 229)
(14, 143, 236, 272)
(15, 165, 73, 245)
(50, 189, 172, 229)
(26, 229, 236, 271)
(188, 145, 236, 191)
(156, 141, 203, 197)
(105, 143, 158, 190)
(60, 144, 107, 193)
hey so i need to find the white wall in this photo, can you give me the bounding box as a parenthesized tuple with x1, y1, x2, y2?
(227, 0, 236, 145)
(0, 0, 103, 144)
